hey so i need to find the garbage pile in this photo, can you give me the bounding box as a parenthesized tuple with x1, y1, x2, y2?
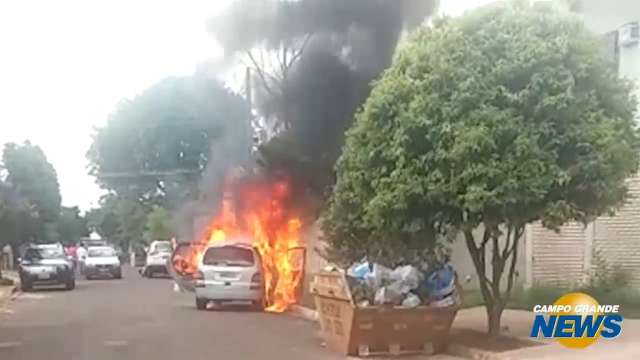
(346, 261, 460, 308)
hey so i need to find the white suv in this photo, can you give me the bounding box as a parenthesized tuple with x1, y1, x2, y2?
(141, 240, 172, 277)
(194, 242, 264, 310)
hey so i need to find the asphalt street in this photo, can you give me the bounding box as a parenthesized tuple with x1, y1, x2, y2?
(0, 266, 344, 360)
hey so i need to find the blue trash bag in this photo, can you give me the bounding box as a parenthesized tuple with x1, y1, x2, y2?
(424, 264, 457, 301)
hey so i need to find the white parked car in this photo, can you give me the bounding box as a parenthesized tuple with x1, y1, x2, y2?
(194, 242, 265, 310)
(84, 246, 122, 279)
(142, 240, 173, 278)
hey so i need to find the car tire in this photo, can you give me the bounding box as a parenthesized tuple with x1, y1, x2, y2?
(114, 271, 122, 279)
(85, 274, 92, 280)
(65, 279, 75, 290)
(252, 298, 265, 312)
(196, 298, 208, 310)
(21, 280, 32, 292)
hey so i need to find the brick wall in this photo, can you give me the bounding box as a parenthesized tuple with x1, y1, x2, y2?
(592, 175, 640, 286)
(530, 222, 587, 287)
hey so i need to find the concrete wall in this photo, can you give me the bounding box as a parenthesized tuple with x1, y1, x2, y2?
(449, 226, 527, 291)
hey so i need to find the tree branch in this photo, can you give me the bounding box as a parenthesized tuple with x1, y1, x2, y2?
(501, 224, 513, 262)
(465, 230, 495, 305)
(246, 50, 277, 97)
(505, 229, 522, 300)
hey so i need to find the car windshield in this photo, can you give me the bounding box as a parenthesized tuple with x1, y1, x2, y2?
(202, 246, 254, 267)
(154, 243, 172, 253)
(25, 248, 65, 260)
(88, 248, 116, 257)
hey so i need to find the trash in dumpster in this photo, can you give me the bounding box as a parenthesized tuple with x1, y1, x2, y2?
(401, 293, 422, 308)
(343, 260, 460, 308)
(374, 284, 404, 305)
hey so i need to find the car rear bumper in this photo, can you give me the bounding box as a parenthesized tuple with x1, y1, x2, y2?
(145, 265, 168, 273)
(195, 283, 263, 301)
(21, 270, 74, 285)
(85, 265, 121, 277)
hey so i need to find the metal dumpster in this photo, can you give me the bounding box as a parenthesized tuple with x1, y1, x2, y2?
(312, 270, 458, 357)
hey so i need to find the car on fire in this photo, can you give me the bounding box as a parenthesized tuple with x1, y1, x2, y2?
(194, 242, 265, 311)
(18, 244, 75, 291)
(84, 246, 122, 279)
(141, 240, 173, 278)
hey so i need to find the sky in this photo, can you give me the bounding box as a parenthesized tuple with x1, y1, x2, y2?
(0, 0, 494, 212)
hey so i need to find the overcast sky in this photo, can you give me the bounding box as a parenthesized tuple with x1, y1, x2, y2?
(0, 0, 495, 212)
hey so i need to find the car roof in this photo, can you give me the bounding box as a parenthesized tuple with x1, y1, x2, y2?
(87, 246, 115, 251)
(204, 241, 256, 250)
(32, 243, 62, 249)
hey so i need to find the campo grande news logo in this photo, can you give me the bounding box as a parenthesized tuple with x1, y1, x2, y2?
(529, 292, 623, 348)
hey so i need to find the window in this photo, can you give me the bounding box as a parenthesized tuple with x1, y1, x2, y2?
(88, 248, 116, 257)
(202, 246, 255, 267)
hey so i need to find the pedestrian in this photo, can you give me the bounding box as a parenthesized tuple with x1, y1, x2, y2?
(76, 243, 88, 275)
(65, 244, 78, 271)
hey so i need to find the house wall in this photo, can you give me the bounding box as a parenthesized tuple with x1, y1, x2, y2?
(579, 0, 640, 95)
(529, 222, 589, 287)
(449, 225, 527, 291)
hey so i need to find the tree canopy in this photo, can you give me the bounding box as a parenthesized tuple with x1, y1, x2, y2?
(56, 206, 90, 244)
(323, 1, 639, 335)
(2, 142, 62, 242)
(87, 75, 252, 208)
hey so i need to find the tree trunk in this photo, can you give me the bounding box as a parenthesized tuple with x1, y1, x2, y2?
(465, 223, 524, 338)
(487, 302, 504, 337)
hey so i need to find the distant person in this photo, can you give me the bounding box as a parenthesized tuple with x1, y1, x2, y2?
(76, 243, 88, 274)
(65, 244, 78, 271)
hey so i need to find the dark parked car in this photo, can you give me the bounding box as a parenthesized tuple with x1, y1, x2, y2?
(19, 245, 75, 291)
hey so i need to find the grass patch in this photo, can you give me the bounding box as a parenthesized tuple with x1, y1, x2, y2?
(462, 285, 640, 318)
(461, 288, 485, 308)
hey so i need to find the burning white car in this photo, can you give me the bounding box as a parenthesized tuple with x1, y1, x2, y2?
(194, 242, 265, 310)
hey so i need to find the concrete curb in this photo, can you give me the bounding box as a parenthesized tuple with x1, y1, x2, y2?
(289, 304, 318, 322)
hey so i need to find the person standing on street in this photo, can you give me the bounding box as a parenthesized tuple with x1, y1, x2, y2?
(76, 243, 88, 275)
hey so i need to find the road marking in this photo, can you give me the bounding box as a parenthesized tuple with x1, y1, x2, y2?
(103, 340, 128, 347)
(0, 341, 22, 348)
(19, 293, 50, 300)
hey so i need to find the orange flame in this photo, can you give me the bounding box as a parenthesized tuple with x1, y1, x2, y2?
(180, 176, 304, 313)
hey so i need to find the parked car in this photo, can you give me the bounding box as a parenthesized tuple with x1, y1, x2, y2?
(141, 240, 173, 277)
(84, 246, 122, 279)
(18, 244, 75, 291)
(194, 241, 265, 311)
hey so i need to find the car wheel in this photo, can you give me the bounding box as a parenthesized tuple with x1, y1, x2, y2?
(114, 271, 122, 279)
(251, 298, 265, 312)
(196, 298, 208, 310)
(65, 279, 75, 290)
(85, 274, 92, 280)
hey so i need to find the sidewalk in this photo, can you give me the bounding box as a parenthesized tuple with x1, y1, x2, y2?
(0, 271, 19, 309)
(452, 306, 640, 359)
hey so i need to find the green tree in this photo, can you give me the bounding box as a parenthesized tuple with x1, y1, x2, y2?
(323, 1, 639, 336)
(87, 194, 147, 251)
(143, 206, 173, 242)
(0, 180, 36, 277)
(2, 141, 62, 241)
(87, 75, 252, 208)
(56, 206, 90, 244)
